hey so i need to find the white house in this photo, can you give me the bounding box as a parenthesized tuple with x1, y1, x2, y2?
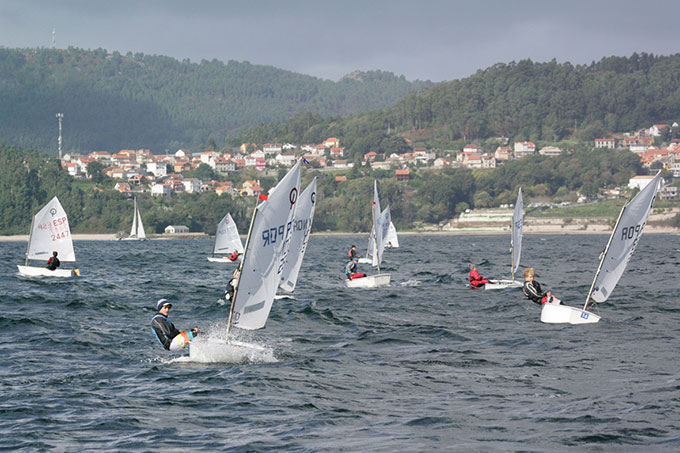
(628, 175, 657, 190)
(275, 151, 296, 167)
(595, 138, 616, 149)
(165, 225, 189, 234)
(514, 141, 536, 158)
(146, 161, 167, 178)
(151, 183, 172, 196)
(182, 178, 202, 193)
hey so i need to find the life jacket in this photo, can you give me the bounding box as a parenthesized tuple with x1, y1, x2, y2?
(229, 251, 239, 261)
(468, 269, 487, 287)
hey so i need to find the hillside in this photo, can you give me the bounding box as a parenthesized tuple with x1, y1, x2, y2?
(240, 53, 680, 152)
(0, 47, 431, 154)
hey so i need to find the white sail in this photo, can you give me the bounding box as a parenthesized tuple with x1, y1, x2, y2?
(385, 222, 399, 248)
(129, 198, 138, 237)
(587, 172, 662, 305)
(27, 196, 76, 262)
(136, 202, 146, 239)
(374, 206, 391, 267)
(365, 180, 382, 264)
(279, 177, 317, 292)
(511, 188, 523, 276)
(213, 213, 244, 255)
(230, 160, 301, 330)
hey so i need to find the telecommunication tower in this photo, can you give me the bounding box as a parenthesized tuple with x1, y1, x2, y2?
(56, 113, 64, 159)
(52, 28, 56, 48)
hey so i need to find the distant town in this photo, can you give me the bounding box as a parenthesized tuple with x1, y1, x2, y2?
(60, 122, 680, 200)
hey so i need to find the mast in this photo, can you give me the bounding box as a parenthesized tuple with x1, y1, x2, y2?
(134, 197, 138, 237)
(510, 221, 515, 282)
(583, 202, 626, 310)
(226, 201, 260, 337)
(372, 200, 381, 275)
(24, 210, 36, 266)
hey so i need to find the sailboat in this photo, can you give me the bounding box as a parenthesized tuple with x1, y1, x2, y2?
(207, 213, 244, 263)
(385, 221, 399, 248)
(486, 188, 523, 290)
(189, 160, 302, 360)
(278, 177, 317, 292)
(541, 172, 663, 324)
(359, 180, 396, 264)
(347, 184, 391, 288)
(122, 197, 147, 240)
(17, 196, 80, 278)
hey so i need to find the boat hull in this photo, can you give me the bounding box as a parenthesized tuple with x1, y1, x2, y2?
(540, 303, 601, 324)
(207, 256, 240, 263)
(345, 274, 391, 288)
(357, 258, 372, 264)
(17, 265, 79, 278)
(485, 279, 522, 290)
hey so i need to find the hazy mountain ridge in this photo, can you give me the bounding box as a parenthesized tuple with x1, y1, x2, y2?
(0, 47, 432, 153)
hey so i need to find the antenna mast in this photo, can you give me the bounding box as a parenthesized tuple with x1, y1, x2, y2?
(52, 28, 56, 48)
(56, 113, 64, 159)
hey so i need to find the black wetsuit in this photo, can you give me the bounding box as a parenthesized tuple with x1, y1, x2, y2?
(523, 280, 547, 305)
(46, 256, 60, 271)
(225, 278, 237, 301)
(151, 313, 181, 350)
(349, 248, 359, 260)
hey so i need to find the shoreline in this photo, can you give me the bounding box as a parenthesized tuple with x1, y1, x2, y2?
(1, 225, 677, 242)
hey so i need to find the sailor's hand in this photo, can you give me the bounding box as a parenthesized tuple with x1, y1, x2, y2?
(191, 328, 200, 336)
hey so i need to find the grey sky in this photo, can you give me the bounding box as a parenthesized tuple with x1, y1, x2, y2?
(1, 0, 679, 82)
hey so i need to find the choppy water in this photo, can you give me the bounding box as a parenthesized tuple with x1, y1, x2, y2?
(1, 234, 679, 451)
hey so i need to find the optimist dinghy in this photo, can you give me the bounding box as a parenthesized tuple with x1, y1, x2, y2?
(207, 213, 244, 263)
(540, 172, 662, 324)
(486, 188, 523, 290)
(190, 160, 302, 360)
(17, 196, 80, 278)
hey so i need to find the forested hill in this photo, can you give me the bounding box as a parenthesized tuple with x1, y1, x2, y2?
(390, 53, 680, 142)
(242, 53, 680, 149)
(0, 47, 432, 154)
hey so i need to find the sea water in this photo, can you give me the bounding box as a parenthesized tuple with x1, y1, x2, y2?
(1, 234, 679, 451)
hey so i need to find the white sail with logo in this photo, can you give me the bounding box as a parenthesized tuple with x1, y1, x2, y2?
(207, 213, 244, 262)
(486, 188, 523, 290)
(279, 177, 317, 292)
(18, 196, 79, 277)
(374, 206, 391, 267)
(541, 172, 662, 324)
(228, 160, 301, 330)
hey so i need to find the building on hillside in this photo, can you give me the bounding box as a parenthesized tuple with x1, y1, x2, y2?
(275, 151, 296, 167)
(323, 137, 340, 148)
(395, 169, 410, 181)
(330, 147, 345, 158)
(463, 144, 483, 154)
(595, 138, 616, 149)
(151, 182, 172, 196)
(539, 146, 563, 156)
(514, 141, 536, 158)
(628, 175, 657, 190)
(165, 225, 189, 234)
(649, 124, 670, 137)
(494, 146, 513, 161)
(433, 157, 450, 168)
(262, 143, 283, 155)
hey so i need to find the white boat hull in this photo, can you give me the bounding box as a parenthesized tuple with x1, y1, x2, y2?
(485, 279, 523, 290)
(540, 303, 601, 324)
(345, 274, 391, 288)
(17, 265, 79, 278)
(207, 256, 239, 263)
(357, 258, 372, 264)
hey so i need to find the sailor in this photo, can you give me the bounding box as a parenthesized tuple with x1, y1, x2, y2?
(468, 265, 489, 288)
(228, 249, 241, 261)
(225, 268, 240, 302)
(348, 244, 360, 260)
(344, 257, 366, 280)
(522, 268, 560, 304)
(46, 251, 60, 271)
(151, 299, 200, 351)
